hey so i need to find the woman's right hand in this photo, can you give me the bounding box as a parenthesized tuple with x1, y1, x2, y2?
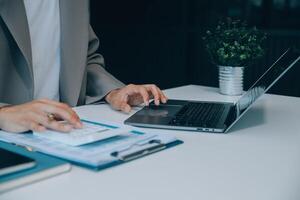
(0, 99, 83, 133)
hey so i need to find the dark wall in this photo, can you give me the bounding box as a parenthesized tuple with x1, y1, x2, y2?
(90, 0, 300, 97)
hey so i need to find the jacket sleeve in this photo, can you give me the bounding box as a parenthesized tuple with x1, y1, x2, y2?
(85, 25, 125, 104)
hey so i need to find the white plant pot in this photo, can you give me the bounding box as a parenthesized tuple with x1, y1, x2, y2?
(218, 66, 244, 96)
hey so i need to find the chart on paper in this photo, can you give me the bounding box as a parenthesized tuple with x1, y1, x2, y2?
(33, 121, 130, 146)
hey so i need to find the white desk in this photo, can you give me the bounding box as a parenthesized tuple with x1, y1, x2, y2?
(2, 85, 300, 200)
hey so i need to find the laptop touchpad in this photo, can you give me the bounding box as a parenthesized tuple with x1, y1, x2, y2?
(136, 105, 182, 117)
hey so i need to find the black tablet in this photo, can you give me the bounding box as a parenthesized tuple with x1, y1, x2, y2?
(0, 147, 36, 176)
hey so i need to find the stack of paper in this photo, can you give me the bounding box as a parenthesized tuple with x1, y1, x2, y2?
(0, 119, 180, 169)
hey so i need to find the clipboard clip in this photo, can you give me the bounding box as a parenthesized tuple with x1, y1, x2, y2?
(111, 139, 166, 162)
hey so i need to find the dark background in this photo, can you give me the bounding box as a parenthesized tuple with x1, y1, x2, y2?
(90, 0, 300, 97)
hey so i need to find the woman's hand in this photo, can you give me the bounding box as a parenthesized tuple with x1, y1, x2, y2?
(0, 99, 82, 133)
(105, 84, 168, 113)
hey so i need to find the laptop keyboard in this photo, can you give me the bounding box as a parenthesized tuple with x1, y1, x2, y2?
(169, 102, 226, 127)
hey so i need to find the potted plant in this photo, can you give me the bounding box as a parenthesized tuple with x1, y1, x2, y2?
(202, 19, 266, 95)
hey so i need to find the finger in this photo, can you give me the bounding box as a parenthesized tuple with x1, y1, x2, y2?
(39, 104, 82, 129)
(31, 111, 73, 132)
(157, 89, 168, 103)
(42, 99, 80, 119)
(120, 102, 132, 113)
(150, 85, 168, 103)
(151, 85, 168, 102)
(145, 85, 160, 105)
(38, 99, 81, 122)
(46, 121, 73, 132)
(40, 99, 81, 123)
(137, 87, 150, 106)
(28, 121, 46, 132)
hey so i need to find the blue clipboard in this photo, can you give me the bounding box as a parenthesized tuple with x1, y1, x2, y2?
(0, 120, 183, 171)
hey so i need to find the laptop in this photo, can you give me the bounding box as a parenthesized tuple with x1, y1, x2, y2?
(125, 48, 300, 133)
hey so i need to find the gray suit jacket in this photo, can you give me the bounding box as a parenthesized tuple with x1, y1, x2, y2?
(0, 0, 124, 107)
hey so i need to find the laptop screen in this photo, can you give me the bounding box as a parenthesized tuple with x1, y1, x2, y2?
(235, 48, 300, 118)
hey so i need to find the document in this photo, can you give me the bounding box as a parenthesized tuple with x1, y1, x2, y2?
(33, 120, 132, 146)
(0, 119, 178, 168)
